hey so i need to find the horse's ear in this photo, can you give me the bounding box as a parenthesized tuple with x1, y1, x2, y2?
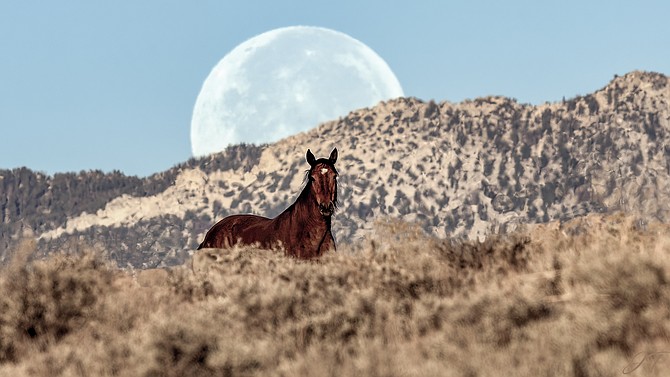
(329, 148, 338, 164)
(306, 149, 316, 166)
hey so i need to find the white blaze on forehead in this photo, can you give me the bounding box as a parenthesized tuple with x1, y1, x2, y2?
(321, 168, 329, 175)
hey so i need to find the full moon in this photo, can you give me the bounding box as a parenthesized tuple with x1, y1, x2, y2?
(190, 26, 404, 156)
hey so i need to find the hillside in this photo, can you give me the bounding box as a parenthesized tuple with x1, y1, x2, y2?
(2, 71, 669, 268)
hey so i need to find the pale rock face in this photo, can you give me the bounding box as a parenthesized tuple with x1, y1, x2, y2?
(33, 71, 670, 267)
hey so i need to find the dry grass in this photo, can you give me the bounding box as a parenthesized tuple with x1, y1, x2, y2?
(1, 213, 669, 376)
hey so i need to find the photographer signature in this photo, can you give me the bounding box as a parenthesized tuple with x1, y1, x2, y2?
(623, 351, 670, 374)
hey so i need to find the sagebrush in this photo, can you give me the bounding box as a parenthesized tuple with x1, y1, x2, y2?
(1, 213, 669, 376)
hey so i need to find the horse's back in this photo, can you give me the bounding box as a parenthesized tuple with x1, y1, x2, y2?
(197, 214, 273, 249)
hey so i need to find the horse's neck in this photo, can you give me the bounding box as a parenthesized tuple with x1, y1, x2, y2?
(273, 185, 333, 257)
(280, 185, 329, 229)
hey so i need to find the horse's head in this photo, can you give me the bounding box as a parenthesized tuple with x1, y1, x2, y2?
(306, 148, 338, 217)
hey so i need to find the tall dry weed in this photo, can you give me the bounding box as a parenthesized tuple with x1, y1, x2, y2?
(0, 213, 668, 376)
(0, 240, 117, 364)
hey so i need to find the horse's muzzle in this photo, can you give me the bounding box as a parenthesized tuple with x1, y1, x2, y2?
(319, 202, 335, 216)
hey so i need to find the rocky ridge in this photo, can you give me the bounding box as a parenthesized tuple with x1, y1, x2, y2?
(2, 71, 669, 268)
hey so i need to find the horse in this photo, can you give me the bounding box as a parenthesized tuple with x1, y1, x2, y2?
(197, 148, 338, 259)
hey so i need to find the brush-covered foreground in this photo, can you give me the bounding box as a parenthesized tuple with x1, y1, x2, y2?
(1, 213, 669, 376)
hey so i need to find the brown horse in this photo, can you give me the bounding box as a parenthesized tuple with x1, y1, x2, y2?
(197, 148, 338, 258)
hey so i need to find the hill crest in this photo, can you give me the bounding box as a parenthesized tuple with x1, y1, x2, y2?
(2, 70, 669, 267)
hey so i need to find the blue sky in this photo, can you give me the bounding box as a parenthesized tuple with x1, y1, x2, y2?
(1, 1, 669, 177)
